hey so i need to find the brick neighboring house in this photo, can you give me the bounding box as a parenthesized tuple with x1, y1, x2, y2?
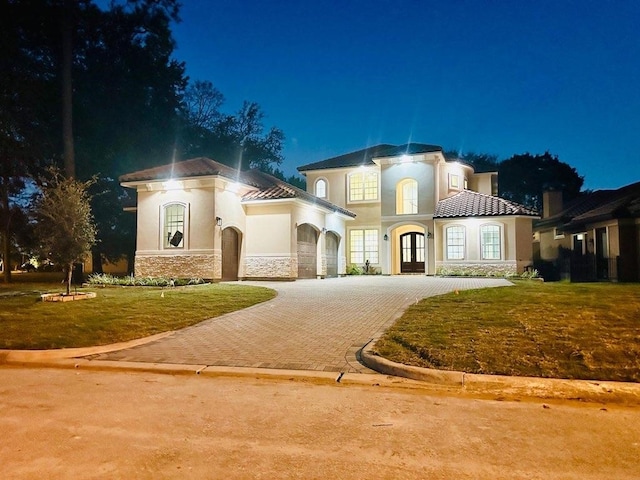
(119, 143, 539, 280)
(533, 182, 640, 282)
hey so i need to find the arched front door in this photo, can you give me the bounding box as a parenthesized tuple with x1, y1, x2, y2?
(400, 232, 425, 273)
(222, 227, 239, 281)
(325, 232, 339, 278)
(297, 224, 318, 279)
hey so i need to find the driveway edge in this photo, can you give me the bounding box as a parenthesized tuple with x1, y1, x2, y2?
(360, 341, 640, 405)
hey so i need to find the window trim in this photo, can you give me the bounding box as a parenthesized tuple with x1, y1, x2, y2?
(445, 225, 465, 260)
(479, 223, 502, 260)
(349, 228, 379, 264)
(348, 170, 379, 203)
(396, 178, 418, 215)
(449, 173, 460, 190)
(314, 177, 328, 198)
(161, 202, 188, 250)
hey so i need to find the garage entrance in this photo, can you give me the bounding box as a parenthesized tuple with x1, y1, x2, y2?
(297, 224, 318, 279)
(325, 232, 339, 277)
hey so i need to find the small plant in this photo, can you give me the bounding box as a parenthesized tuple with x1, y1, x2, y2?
(87, 273, 206, 287)
(346, 264, 362, 275)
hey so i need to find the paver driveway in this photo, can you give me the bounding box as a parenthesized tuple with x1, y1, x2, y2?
(93, 276, 511, 373)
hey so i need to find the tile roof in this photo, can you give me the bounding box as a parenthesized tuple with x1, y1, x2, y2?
(435, 190, 538, 218)
(297, 143, 442, 172)
(535, 181, 640, 230)
(119, 157, 355, 217)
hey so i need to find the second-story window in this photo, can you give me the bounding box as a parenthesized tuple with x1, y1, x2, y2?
(315, 178, 327, 198)
(349, 171, 378, 202)
(396, 179, 418, 214)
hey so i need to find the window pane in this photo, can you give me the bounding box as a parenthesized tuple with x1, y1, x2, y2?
(315, 179, 326, 198)
(350, 230, 364, 263)
(364, 229, 379, 263)
(481, 225, 501, 260)
(349, 173, 364, 201)
(416, 234, 425, 262)
(401, 180, 417, 214)
(164, 204, 185, 248)
(363, 172, 378, 200)
(446, 226, 464, 260)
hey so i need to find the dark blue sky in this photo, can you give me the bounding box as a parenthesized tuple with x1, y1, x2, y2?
(172, 1, 640, 189)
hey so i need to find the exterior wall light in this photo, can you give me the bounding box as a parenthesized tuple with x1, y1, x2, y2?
(426, 231, 433, 239)
(383, 234, 389, 241)
(322, 227, 327, 234)
(215, 217, 222, 227)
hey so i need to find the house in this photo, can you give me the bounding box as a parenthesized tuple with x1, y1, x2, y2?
(533, 182, 640, 282)
(297, 143, 538, 276)
(119, 143, 538, 280)
(119, 158, 355, 280)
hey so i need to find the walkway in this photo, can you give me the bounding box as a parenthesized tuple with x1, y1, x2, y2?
(92, 276, 511, 372)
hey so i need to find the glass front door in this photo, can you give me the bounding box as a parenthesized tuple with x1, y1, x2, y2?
(400, 232, 425, 273)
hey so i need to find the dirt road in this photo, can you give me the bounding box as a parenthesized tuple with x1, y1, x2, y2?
(1, 366, 638, 479)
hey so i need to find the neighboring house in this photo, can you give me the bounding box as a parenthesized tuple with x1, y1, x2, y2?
(120, 143, 538, 280)
(119, 158, 355, 280)
(297, 143, 538, 276)
(533, 182, 640, 282)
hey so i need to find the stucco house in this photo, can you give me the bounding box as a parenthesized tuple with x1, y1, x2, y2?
(533, 182, 640, 282)
(120, 142, 538, 280)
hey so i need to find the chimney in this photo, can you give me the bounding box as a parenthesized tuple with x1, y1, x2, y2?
(542, 190, 563, 218)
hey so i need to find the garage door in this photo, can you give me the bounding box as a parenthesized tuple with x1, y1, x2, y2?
(325, 232, 339, 278)
(297, 224, 317, 279)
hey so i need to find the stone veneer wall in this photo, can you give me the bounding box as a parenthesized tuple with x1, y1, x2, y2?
(244, 255, 297, 279)
(435, 261, 518, 277)
(135, 254, 220, 279)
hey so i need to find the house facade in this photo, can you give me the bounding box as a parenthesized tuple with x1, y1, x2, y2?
(119, 158, 355, 280)
(120, 143, 538, 280)
(298, 143, 537, 276)
(533, 182, 640, 282)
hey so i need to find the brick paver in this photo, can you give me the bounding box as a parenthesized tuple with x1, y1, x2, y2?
(92, 276, 511, 372)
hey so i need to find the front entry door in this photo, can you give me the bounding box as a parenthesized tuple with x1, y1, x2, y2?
(400, 232, 425, 273)
(222, 228, 239, 281)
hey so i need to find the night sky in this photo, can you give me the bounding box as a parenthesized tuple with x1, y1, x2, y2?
(167, 1, 639, 189)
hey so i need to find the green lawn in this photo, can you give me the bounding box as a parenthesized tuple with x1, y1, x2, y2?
(0, 276, 276, 349)
(373, 281, 640, 382)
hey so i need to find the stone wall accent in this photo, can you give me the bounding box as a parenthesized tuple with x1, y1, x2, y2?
(135, 253, 220, 279)
(244, 255, 297, 279)
(435, 261, 518, 277)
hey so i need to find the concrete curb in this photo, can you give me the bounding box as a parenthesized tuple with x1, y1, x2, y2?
(360, 341, 640, 405)
(0, 331, 175, 363)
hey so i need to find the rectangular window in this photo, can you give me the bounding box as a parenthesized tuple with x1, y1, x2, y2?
(481, 225, 501, 260)
(350, 229, 379, 264)
(349, 172, 378, 202)
(449, 174, 459, 189)
(164, 204, 185, 248)
(446, 226, 465, 260)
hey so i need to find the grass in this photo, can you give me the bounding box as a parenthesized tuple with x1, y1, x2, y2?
(374, 281, 640, 382)
(0, 273, 276, 349)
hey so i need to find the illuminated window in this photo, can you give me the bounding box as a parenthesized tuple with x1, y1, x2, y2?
(449, 174, 460, 189)
(480, 225, 501, 260)
(350, 229, 379, 263)
(315, 178, 327, 198)
(348, 171, 378, 202)
(446, 226, 465, 260)
(163, 203, 185, 248)
(396, 179, 418, 214)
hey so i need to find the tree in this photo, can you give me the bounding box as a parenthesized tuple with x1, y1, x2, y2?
(33, 168, 96, 295)
(498, 152, 584, 212)
(180, 83, 285, 172)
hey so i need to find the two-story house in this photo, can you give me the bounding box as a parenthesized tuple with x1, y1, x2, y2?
(298, 143, 538, 276)
(119, 143, 537, 280)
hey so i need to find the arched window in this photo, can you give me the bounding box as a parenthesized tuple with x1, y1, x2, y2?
(396, 179, 418, 214)
(446, 225, 465, 260)
(315, 178, 327, 198)
(163, 203, 185, 248)
(480, 224, 501, 260)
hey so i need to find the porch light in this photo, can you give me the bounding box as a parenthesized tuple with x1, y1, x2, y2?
(215, 217, 222, 227)
(383, 234, 389, 241)
(426, 231, 433, 239)
(322, 227, 327, 234)
(162, 179, 180, 190)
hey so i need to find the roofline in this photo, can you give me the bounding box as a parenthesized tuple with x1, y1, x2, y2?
(241, 197, 356, 219)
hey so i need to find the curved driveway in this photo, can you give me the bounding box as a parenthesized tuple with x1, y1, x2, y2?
(93, 276, 511, 373)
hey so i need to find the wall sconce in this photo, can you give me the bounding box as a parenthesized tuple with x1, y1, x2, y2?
(215, 216, 222, 227)
(426, 231, 433, 239)
(322, 227, 327, 234)
(383, 234, 389, 241)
